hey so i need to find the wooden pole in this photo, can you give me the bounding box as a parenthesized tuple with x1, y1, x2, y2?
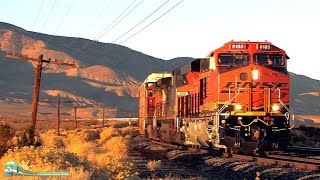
(129, 112, 132, 137)
(31, 54, 43, 129)
(4, 53, 76, 131)
(74, 106, 78, 129)
(40, 100, 75, 135)
(57, 100, 61, 135)
(102, 107, 105, 128)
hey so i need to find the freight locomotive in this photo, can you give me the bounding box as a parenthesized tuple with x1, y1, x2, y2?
(138, 41, 293, 154)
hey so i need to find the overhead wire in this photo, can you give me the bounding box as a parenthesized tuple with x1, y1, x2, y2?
(93, 0, 144, 41)
(60, 0, 115, 52)
(84, 0, 114, 38)
(119, 0, 185, 44)
(47, 0, 77, 42)
(31, 0, 45, 31)
(80, 0, 171, 60)
(79, 0, 144, 52)
(40, 0, 57, 32)
(64, 0, 141, 108)
(94, 0, 138, 41)
(68, 0, 144, 61)
(111, 0, 170, 43)
(58, 0, 115, 81)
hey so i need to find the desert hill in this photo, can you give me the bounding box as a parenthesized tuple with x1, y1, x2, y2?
(0, 22, 319, 122)
(0, 22, 192, 118)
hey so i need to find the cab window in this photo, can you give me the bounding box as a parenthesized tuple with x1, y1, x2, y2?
(218, 54, 250, 66)
(217, 54, 250, 73)
(254, 54, 285, 66)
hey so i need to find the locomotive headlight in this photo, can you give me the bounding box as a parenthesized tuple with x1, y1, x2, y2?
(252, 70, 259, 80)
(272, 104, 280, 112)
(235, 104, 243, 111)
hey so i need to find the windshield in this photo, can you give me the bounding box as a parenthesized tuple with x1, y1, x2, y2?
(254, 54, 285, 66)
(218, 54, 250, 66)
(217, 54, 250, 73)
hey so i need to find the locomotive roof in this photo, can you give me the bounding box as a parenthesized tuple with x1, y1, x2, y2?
(141, 73, 172, 87)
(208, 40, 287, 57)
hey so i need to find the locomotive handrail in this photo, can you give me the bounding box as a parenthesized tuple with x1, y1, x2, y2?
(274, 88, 295, 129)
(214, 88, 246, 141)
(238, 118, 271, 127)
(217, 88, 246, 115)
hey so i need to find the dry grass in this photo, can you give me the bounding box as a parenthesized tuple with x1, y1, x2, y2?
(102, 136, 129, 158)
(99, 127, 121, 144)
(0, 126, 138, 179)
(147, 160, 162, 171)
(40, 130, 65, 148)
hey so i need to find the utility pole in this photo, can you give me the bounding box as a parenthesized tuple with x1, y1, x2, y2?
(4, 53, 76, 130)
(129, 112, 132, 137)
(74, 106, 78, 129)
(129, 112, 132, 126)
(40, 100, 75, 135)
(102, 107, 105, 128)
(69, 105, 95, 129)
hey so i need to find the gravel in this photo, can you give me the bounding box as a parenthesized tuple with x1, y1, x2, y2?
(129, 136, 320, 180)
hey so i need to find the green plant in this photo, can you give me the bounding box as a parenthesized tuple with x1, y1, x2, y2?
(0, 124, 15, 156)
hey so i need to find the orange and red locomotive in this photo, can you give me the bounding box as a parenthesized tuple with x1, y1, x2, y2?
(138, 41, 293, 154)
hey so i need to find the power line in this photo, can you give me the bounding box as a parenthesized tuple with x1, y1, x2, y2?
(84, 0, 114, 38)
(60, 0, 114, 52)
(64, 0, 141, 60)
(119, 0, 184, 44)
(94, 0, 138, 41)
(80, 0, 144, 51)
(40, 0, 57, 32)
(94, 0, 144, 41)
(31, 0, 45, 31)
(112, 0, 170, 43)
(47, 0, 76, 42)
(80, 0, 171, 60)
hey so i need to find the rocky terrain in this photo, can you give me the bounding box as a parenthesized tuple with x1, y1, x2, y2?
(131, 135, 320, 179)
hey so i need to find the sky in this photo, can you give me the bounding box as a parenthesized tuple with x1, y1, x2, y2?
(1, 0, 320, 80)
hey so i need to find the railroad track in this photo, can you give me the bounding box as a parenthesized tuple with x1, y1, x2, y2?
(232, 154, 320, 171)
(226, 146, 320, 171)
(286, 146, 320, 156)
(148, 139, 320, 171)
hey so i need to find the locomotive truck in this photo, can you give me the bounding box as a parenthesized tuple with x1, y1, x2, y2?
(138, 41, 293, 154)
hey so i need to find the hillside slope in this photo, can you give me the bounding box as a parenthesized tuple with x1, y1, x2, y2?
(0, 22, 192, 116)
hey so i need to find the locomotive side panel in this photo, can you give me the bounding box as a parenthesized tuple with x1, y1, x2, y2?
(138, 83, 147, 135)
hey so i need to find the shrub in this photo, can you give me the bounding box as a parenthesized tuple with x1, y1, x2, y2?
(102, 136, 128, 158)
(68, 166, 91, 180)
(26, 126, 35, 145)
(0, 124, 15, 156)
(0, 124, 139, 180)
(82, 129, 100, 142)
(40, 130, 65, 148)
(0, 146, 91, 179)
(93, 153, 136, 179)
(99, 127, 120, 144)
(65, 133, 98, 158)
(147, 160, 162, 171)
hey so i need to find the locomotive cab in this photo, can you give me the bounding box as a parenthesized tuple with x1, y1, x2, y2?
(205, 41, 292, 154)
